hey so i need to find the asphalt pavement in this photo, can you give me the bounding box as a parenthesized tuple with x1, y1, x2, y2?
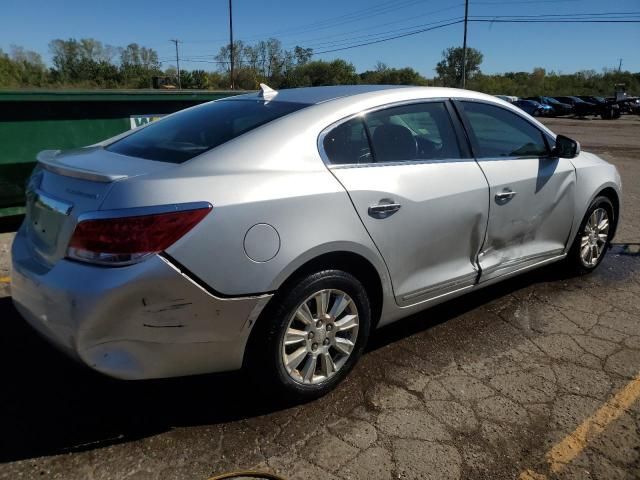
(0, 115, 638, 480)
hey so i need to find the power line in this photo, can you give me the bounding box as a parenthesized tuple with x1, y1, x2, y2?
(471, 18, 640, 23)
(282, 8, 466, 49)
(309, 17, 640, 56)
(473, 0, 581, 4)
(292, 16, 464, 50)
(240, 0, 434, 42)
(470, 11, 640, 18)
(313, 20, 465, 55)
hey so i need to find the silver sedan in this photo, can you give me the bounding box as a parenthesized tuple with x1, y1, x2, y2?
(11, 85, 621, 399)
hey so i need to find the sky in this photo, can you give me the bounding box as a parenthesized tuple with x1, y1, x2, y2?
(1, 0, 639, 77)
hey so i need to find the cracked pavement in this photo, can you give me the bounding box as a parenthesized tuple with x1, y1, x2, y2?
(0, 116, 639, 479)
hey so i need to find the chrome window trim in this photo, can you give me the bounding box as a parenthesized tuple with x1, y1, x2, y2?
(76, 201, 213, 222)
(329, 157, 477, 169)
(318, 97, 470, 169)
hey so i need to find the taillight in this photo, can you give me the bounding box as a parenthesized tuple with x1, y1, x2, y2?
(67, 205, 211, 266)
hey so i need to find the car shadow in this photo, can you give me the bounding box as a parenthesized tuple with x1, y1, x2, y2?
(0, 215, 24, 234)
(0, 252, 627, 463)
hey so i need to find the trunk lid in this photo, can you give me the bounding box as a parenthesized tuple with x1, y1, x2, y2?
(25, 148, 174, 266)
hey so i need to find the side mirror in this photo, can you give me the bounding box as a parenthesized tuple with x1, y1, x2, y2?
(554, 135, 580, 158)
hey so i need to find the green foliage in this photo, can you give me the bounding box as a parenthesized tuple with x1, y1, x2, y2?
(436, 46, 483, 87)
(360, 62, 429, 86)
(0, 46, 48, 88)
(1, 39, 639, 97)
(469, 68, 640, 97)
(285, 59, 360, 87)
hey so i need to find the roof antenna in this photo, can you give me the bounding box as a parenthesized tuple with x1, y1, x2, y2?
(258, 83, 278, 101)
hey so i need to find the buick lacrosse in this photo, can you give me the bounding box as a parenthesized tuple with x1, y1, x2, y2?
(12, 85, 621, 398)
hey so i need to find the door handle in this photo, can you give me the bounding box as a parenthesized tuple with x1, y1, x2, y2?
(368, 201, 402, 219)
(495, 189, 517, 204)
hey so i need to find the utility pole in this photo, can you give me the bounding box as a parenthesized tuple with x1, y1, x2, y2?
(461, 0, 469, 89)
(228, 0, 235, 89)
(618, 58, 623, 72)
(170, 39, 181, 89)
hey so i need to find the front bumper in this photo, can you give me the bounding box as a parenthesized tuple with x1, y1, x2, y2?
(11, 227, 272, 379)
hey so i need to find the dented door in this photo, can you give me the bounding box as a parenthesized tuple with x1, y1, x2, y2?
(455, 100, 576, 282)
(325, 101, 489, 307)
(476, 157, 575, 281)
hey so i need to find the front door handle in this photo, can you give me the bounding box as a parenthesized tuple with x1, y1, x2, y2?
(368, 201, 402, 219)
(495, 189, 517, 204)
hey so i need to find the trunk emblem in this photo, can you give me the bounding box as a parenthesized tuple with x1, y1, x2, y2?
(65, 189, 99, 200)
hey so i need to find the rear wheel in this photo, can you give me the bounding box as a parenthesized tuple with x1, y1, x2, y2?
(246, 270, 371, 400)
(566, 196, 614, 274)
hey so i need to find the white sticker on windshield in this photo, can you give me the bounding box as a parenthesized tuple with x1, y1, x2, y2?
(130, 114, 165, 129)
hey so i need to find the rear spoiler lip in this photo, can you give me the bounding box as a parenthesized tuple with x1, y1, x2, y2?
(36, 149, 127, 183)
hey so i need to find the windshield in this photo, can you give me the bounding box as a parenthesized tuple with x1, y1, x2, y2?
(107, 99, 309, 163)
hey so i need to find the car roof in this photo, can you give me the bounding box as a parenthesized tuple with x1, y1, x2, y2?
(224, 84, 500, 105)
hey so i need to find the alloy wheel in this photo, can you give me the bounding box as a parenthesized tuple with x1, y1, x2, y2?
(580, 207, 609, 267)
(281, 289, 359, 385)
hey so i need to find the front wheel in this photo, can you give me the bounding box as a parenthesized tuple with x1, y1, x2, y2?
(245, 270, 371, 400)
(566, 196, 614, 274)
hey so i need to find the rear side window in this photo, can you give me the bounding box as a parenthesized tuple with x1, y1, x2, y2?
(461, 101, 549, 158)
(322, 118, 372, 165)
(107, 99, 309, 163)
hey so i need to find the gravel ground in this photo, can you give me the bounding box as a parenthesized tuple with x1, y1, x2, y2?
(0, 115, 638, 480)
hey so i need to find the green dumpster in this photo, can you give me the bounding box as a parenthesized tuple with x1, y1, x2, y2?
(0, 90, 241, 217)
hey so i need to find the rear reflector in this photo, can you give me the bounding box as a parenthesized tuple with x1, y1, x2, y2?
(67, 205, 211, 266)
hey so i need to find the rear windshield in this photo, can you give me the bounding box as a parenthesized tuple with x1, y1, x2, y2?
(106, 99, 309, 163)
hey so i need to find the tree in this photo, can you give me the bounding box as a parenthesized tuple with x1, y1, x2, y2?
(435, 46, 483, 87)
(293, 46, 313, 66)
(290, 59, 359, 87)
(214, 39, 315, 89)
(9, 45, 48, 86)
(49, 38, 82, 83)
(120, 43, 161, 88)
(360, 62, 428, 85)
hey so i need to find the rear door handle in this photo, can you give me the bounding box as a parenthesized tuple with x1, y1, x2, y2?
(368, 201, 402, 219)
(495, 189, 517, 203)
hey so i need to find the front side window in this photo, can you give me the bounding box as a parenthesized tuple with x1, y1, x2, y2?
(461, 102, 549, 158)
(107, 99, 309, 163)
(365, 102, 461, 163)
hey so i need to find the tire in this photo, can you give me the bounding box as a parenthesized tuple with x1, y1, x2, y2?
(566, 196, 615, 274)
(245, 269, 371, 400)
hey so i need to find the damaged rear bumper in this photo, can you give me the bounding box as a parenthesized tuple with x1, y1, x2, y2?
(10, 227, 272, 379)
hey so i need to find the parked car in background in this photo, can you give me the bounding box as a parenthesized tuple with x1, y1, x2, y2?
(554, 96, 596, 117)
(615, 97, 640, 115)
(11, 85, 622, 399)
(495, 95, 518, 103)
(512, 99, 548, 116)
(525, 96, 573, 116)
(576, 96, 621, 119)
